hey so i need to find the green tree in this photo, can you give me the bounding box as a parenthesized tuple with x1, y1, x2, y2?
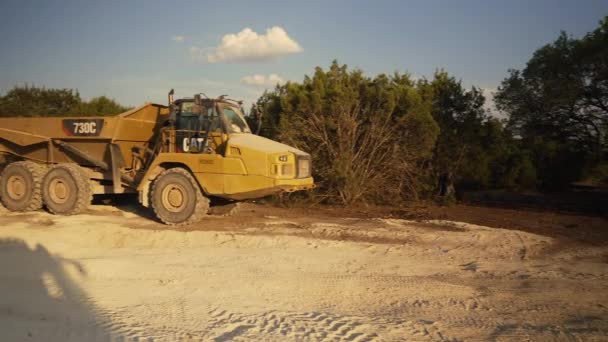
(0, 85, 81, 117)
(0, 85, 128, 117)
(480, 118, 537, 190)
(495, 17, 608, 189)
(256, 61, 439, 204)
(420, 71, 490, 195)
(70, 96, 129, 116)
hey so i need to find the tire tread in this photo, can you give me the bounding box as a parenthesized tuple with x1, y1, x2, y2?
(0, 161, 45, 211)
(43, 163, 91, 215)
(150, 168, 209, 225)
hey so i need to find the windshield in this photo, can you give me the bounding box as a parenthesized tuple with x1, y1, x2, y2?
(175, 101, 200, 131)
(221, 105, 251, 133)
(180, 101, 195, 114)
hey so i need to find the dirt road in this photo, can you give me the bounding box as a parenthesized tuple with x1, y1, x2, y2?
(0, 202, 607, 341)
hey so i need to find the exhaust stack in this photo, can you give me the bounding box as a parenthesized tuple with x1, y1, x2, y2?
(168, 88, 174, 106)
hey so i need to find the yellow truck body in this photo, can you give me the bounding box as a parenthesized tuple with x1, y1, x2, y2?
(0, 97, 313, 224)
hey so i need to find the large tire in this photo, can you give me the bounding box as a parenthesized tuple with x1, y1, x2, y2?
(0, 161, 45, 211)
(42, 164, 92, 215)
(150, 168, 209, 225)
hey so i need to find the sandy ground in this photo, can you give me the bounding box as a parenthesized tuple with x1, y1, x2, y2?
(0, 201, 607, 341)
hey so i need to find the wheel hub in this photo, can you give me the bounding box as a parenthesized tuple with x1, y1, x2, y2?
(162, 185, 186, 212)
(7, 175, 26, 200)
(49, 178, 70, 204)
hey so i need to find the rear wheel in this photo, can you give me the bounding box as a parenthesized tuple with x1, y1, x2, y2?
(42, 164, 92, 215)
(150, 168, 209, 225)
(0, 161, 45, 211)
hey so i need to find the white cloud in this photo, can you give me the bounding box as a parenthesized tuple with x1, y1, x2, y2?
(172, 36, 185, 42)
(200, 26, 303, 63)
(240, 73, 285, 87)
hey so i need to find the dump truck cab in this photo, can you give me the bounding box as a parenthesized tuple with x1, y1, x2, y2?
(141, 93, 314, 212)
(0, 91, 314, 225)
(170, 96, 251, 153)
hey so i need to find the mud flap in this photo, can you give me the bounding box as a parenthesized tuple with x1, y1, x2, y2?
(109, 144, 125, 193)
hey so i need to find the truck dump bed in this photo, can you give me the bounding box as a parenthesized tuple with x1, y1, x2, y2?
(0, 103, 169, 168)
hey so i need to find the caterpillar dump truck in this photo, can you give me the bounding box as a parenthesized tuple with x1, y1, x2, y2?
(0, 91, 314, 225)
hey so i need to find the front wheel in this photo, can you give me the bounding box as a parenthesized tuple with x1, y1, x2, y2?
(150, 168, 209, 225)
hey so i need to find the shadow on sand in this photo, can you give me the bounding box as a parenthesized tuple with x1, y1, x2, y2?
(92, 193, 159, 223)
(0, 239, 117, 341)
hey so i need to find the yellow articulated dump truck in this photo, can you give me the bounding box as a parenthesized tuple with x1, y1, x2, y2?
(0, 91, 313, 225)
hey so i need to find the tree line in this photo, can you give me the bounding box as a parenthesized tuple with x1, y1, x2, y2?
(254, 64, 523, 204)
(0, 17, 605, 205)
(0, 86, 129, 117)
(255, 17, 607, 204)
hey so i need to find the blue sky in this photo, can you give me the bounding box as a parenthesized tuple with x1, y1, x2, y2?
(0, 0, 607, 112)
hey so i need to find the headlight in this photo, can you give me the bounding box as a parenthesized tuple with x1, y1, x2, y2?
(281, 164, 294, 176)
(296, 157, 311, 178)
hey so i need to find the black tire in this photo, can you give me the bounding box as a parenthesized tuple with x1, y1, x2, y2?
(0, 161, 45, 211)
(150, 168, 209, 225)
(208, 201, 241, 216)
(42, 163, 92, 215)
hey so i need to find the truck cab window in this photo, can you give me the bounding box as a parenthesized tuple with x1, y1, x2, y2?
(176, 102, 200, 132)
(207, 107, 222, 133)
(222, 107, 251, 133)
